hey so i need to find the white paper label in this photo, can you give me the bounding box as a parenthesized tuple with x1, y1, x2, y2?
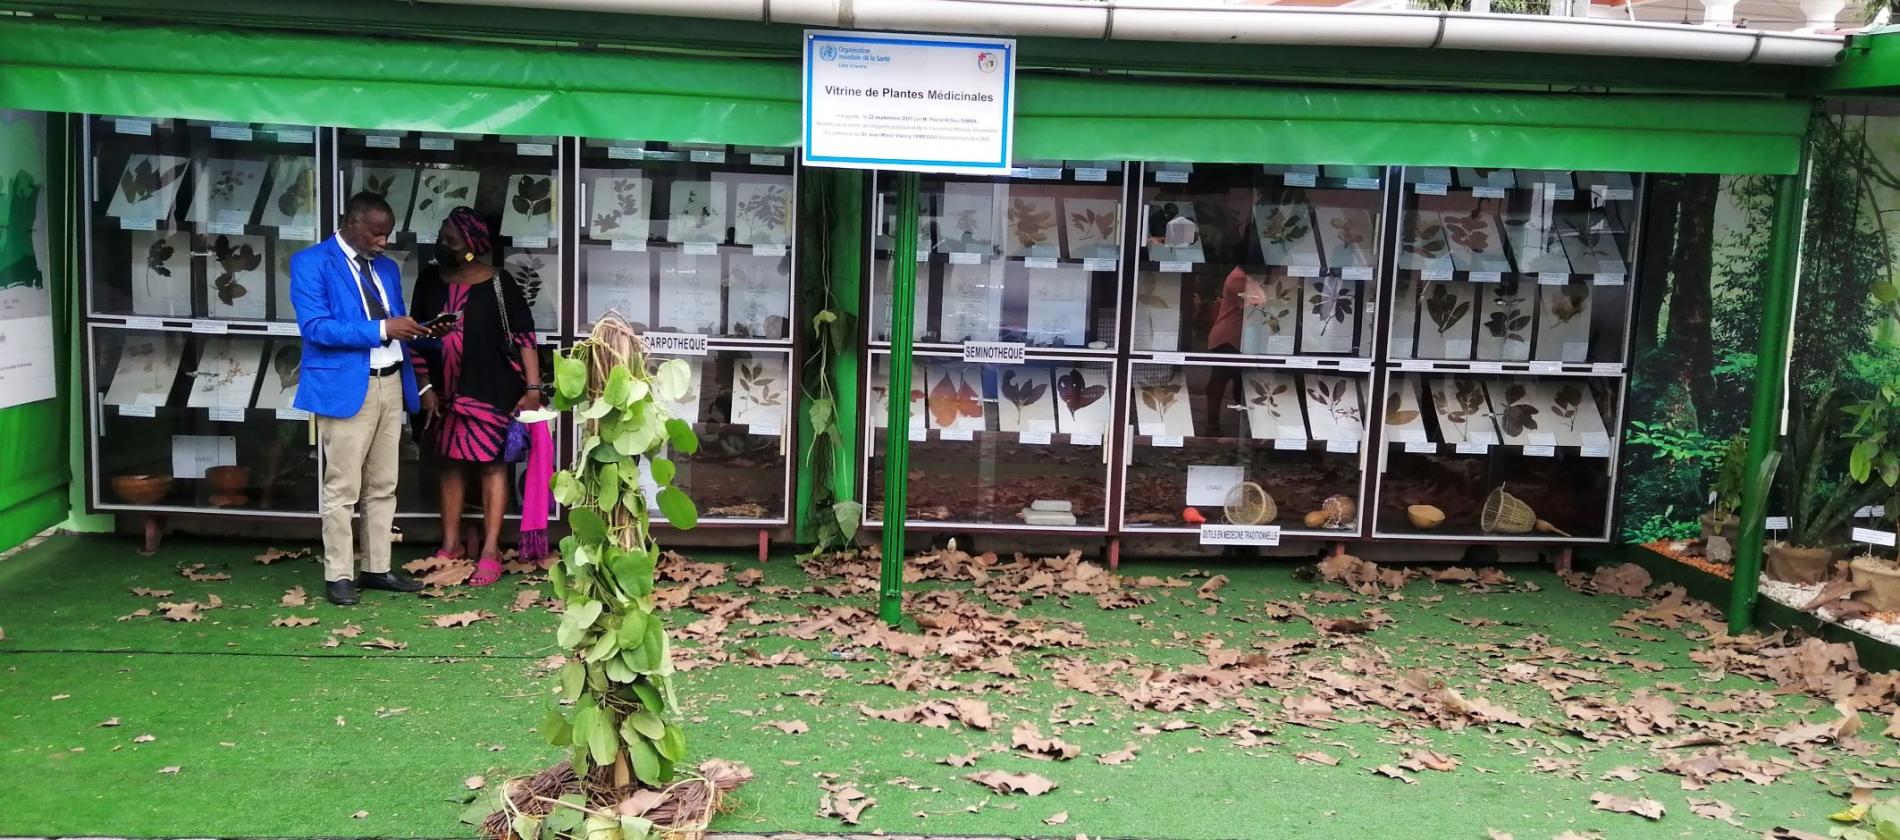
(1469, 271, 1501, 284)
(1473, 187, 1506, 198)
(115, 118, 153, 136)
(124, 316, 165, 331)
(907, 427, 927, 442)
(405, 136, 450, 152)
(914, 249, 930, 263)
(1444, 339, 1472, 358)
(207, 221, 245, 236)
(1267, 336, 1297, 355)
(208, 406, 245, 423)
(608, 146, 641, 160)
(1562, 342, 1590, 362)
(1853, 527, 1898, 547)
(275, 129, 314, 145)
(1024, 257, 1058, 270)
(1405, 441, 1438, 454)
(275, 408, 312, 422)
(1288, 357, 1324, 370)
(1469, 430, 1499, 445)
(1273, 438, 1306, 451)
(119, 404, 157, 418)
(1456, 442, 1490, 455)
(1200, 524, 1281, 546)
(689, 149, 727, 164)
(1019, 430, 1051, 445)
(191, 321, 228, 335)
(752, 244, 789, 257)
(209, 124, 253, 142)
(1288, 264, 1320, 278)
(365, 134, 401, 149)
(749, 153, 786, 167)
(1070, 432, 1102, 446)
(514, 236, 550, 250)
(949, 251, 982, 265)
(963, 341, 1025, 364)
(1766, 516, 1791, 531)
(172, 434, 237, 479)
(518, 143, 555, 157)
(1856, 505, 1887, 518)
(1422, 269, 1453, 282)
(415, 232, 439, 245)
(1149, 352, 1187, 365)
(1580, 445, 1611, 458)
(1283, 172, 1317, 187)
(1340, 358, 1373, 372)
(1594, 273, 1626, 286)
(1602, 188, 1635, 201)
(683, 242, 718, 256)
(1185, 465, 1245, 506)
(266, 322, 299, 337)
(1155, 170, 1189, 184)
(934, 427, 970, 441)
(120, 217, 156, 231)
(1590, 363, 1622, 375)
(1083, 258, 1117, 273)
(1345, 177, 1381, 190)
(1074, 167, 1108, 182)
(1524, 444, 1556, 457)
(1011, 166, 1061, 180)
(1396, 359, 1430, 372)
(1325, 439, 1358, 454)
(1151, 435, 1184, 448)
(1415, 182, 1448, 196)
(612, 239, 648, 252)
(1552, 188, 1577, 200)
(1158, 261, 1193, 273)
(1469, 362, 1504, 373)
(279, 225, 316, 241)
(1341, 267, 1375, 282)
(1530, 361, 1562, 373)
(643, 332, 708, 356)
(748, 423, 781, 437)
(1537, 272, 1568, 286)
(1527, 432, 1558, 446)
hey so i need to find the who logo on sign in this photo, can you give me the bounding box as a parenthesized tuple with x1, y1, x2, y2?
(819, 45, 837, 61)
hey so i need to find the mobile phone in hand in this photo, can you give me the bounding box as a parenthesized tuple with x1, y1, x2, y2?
(421, 310, 461, 329)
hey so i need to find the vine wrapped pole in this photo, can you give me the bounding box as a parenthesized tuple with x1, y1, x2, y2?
(880, 173, 920, 626)
(1729, 159, 1808, 634)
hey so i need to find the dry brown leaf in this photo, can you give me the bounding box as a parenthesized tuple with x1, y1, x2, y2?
(177, 563, 231, 582)
(940, 752, 980, 767)
(1686, 797, 1740, 826)
(157, 601, 204, 622)
(1097, 742, 1141, 766)
(118, 609, 151, 621)
(510, 589, 541, 613)
(159, 766, 181, 775)
(1371, 764, 1417, 784)
(1296, 751, 1340, 767)
(765, 720, 809, 735)
(280, 587, 307, 607)
(1835, 701, 1865, 740)
(1590, 792, 1664, 820)
(1045, 811, 1070, 826)
(817, 780, 874, 825)
(1486, 831, 1514, 840)
(254, 547, 310, 565)
(966, 770, 1058, 796)
(954, 698, 995, 730)
(1403, 749, 1459, 772)
(130, 587, 173, 597)
(431, 610, 495, 628)
(464, 775, 486, 790)
(735, 568, 764, 587)
(614, 789, 667, 817)
(333, 623, 363, 638)
(98, 717, 121, 728)
(1197, 575, 1229, 600)
(360, 637, 407, 650)
(1012, 722, 1081, 761)
(350, 810, 368, 819)
(133, 733, 156, 743)
(271, 616, 319, 628)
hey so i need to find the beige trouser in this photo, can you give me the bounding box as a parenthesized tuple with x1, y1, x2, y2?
(317, 373, 403, 582)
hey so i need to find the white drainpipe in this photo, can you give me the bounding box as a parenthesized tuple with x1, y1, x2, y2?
(422, 0, 1845, 65)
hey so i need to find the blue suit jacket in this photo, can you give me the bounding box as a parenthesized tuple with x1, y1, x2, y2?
(289, 236, 420, 418)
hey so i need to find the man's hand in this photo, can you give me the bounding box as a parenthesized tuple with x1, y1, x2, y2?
(424, 318, 456, 339)
(384, 316, 427, 341)
(419, 389, 441, 428)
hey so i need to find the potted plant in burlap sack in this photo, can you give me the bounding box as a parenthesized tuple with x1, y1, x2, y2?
(1699, 434, 1747, 563)
(1767, 385, 1886, 585)
(1845, 380, 1900, 610)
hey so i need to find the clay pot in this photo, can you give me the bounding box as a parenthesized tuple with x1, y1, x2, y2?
(1765, 543, 1835, 585)
(111, 474, 172, 505)
(1406, 504, 1446, 530)
(206, 466, 251, 507)
(1849, 556, 1900, 612)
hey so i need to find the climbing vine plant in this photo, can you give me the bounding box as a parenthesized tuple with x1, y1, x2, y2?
(542, 313, 699, 799)
(797, 171, 861, 557)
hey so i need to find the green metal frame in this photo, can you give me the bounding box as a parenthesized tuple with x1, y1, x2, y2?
(1728, 154, 1810, 633)
(879, 173, 919, 626)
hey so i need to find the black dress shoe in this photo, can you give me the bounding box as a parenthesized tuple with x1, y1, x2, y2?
(326, 579, 360, 606)
(357, 570, 426, 593)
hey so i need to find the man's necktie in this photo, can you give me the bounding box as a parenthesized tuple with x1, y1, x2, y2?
(355, 255, 391, 347)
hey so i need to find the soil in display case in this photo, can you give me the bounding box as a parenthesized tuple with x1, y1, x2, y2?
(1374, 448, 1611, 539)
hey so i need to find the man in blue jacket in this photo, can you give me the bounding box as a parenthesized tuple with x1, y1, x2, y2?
(291, 192, 445, 606)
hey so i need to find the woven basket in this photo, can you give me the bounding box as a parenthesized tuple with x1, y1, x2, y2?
(1223, 482, 1276, 525)
(1481, 488, 1536, 534)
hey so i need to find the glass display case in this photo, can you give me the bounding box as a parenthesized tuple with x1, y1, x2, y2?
(575, 139, 799, 526)
(862, 162, 1128, 532)
(1119, 162, 1382, 537)
(1369, 168, 1639, 542)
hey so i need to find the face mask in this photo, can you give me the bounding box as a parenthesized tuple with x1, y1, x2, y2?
(433, 241, 463, 267)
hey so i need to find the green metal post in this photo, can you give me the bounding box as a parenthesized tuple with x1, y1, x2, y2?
(879, 173, 919, 626)
(1728, 163, 1807, 634)
(828, 171, 863, 521)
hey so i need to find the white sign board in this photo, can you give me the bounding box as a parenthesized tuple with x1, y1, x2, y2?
(0, 110, 53, 409)
(803, 30, 1016, 175)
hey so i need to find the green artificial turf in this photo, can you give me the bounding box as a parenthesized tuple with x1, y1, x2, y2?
(0, 534, 1888, 840)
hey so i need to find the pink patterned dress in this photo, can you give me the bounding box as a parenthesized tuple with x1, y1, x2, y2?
(408, 268, 536, 463)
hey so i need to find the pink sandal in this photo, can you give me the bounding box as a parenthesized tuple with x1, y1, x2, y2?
(469, 555, 504, 587)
